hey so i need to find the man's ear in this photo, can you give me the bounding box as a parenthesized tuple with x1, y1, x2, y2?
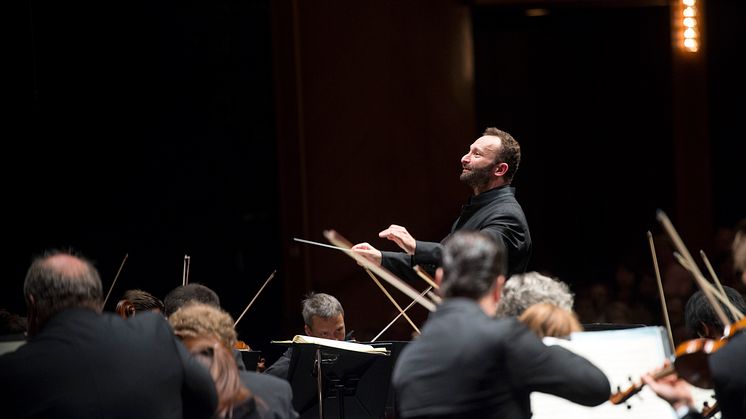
(493, 275, 506, 303)
(304, 324, 312, 336)
(435, 267, 444, 289)
(493, 162, 509, 177)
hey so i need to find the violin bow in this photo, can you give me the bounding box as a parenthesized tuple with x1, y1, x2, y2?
(372, 286, 432, 342)
(674, 253, 737, 326)
(233, 270, 277, 327)
(700, 250, 744, 320)
(103, 253, 129, 308)
(323, 230, 436, 312)
(293, 237, 354, 253)
(294, 236, 427, 333)
(647, 231, 675, 351)
(414, 265, 442, 304)
(182, 255, 191, 286)
(657, 210, 730, 328)
(362, 268, 421, 335)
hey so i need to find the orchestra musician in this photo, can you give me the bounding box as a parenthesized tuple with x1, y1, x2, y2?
(643, 218, 746, 419)
(263, 292, 347, 380)
(164, 283, 222, 317)
(164, 283, 256, 372)
(496, 271, 575, 318)
(684, 286, 746, 340)
(391, 231, 610, 419)
(180, 335, 257, 419)
(116, 288, 165, 318)
(518, 302, 583, 339)
(169, 302, 298, 419)
(351, 127, 532, 280)
(0, 250, 217, 419)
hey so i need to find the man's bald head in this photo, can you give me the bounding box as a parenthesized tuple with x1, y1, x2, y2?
(24, 250, 103, 336)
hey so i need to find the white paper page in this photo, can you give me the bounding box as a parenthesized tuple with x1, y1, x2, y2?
(530, 326, 677, 419)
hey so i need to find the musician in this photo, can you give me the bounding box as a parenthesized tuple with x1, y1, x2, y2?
(518, 302, 583, 339)
(496, 271, 575, 318)
(644, 218, 746, 419)
(391, 231, 610, 419)
(117, 288, 165, 317)
(164, 283, 254, 372)
(0, 250, 217, 419)
(170, 302, 299, 419)
(684, 286, 746, 339)
(164, 283, 222, 317)
(263, 292, 346, 380)
(351, 127, 531, 280)
(181, 335, 256, 419)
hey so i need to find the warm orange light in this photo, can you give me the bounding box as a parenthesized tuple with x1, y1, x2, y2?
(679, 0, 700, 53)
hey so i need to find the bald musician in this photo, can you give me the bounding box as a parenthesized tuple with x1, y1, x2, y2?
(0, 250, 217, 419)
(391, 231, 609, 419)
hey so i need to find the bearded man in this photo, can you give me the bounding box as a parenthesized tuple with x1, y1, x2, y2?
(353, 127, 532, 280)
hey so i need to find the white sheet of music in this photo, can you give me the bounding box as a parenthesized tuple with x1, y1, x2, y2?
(530, 326, 680, 419)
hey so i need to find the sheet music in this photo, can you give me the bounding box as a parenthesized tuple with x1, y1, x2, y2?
(530, 326, 677, 419)
(272, 335, 389, 354)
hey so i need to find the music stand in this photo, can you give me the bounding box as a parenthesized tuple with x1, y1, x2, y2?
(286, 342, 397, 419)
(367, 341, 409, 419)
(238, 350, 262, 371)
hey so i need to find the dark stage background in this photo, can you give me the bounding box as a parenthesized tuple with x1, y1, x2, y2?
(6, 0, 745, 362)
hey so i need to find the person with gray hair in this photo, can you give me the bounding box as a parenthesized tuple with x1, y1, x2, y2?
(391, 231, 609, 419)
(264, 292, 347, 380)
(0, 249, 217, 419)
(301, 292, 346, 340)
(496, 271, 574, 318)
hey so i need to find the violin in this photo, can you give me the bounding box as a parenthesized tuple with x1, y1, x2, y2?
(233, 340, 251, 351)
(722, 316, 746, 340)
(701, 400, 719, 418)
(609, 319, 746, 406)
(232, 340, 267, 372)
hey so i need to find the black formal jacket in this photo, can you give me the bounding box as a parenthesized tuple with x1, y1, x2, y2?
(709, 330, 746, 419)
(262, 347, 292, 380)
(0, 308, 217, 419)
(382, 185, 531, 280)
(239, 370, 298, 419)
(391, 298, 610, 419)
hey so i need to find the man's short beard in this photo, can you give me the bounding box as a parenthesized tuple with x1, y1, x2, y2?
(460, 163, 496, 190)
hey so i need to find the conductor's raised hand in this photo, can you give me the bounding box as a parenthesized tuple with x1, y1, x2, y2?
(378, 225, 417, 255)
(351, 242, 383, 266)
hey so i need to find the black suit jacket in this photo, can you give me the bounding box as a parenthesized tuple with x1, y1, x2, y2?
(239, 370, 298, 419)
(262, 347, 292, 380)
(382, 185, 531, 280)
(0, 308, 217, 419)
(709, 331, 746, 418)
(391, 298, 610, 419)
